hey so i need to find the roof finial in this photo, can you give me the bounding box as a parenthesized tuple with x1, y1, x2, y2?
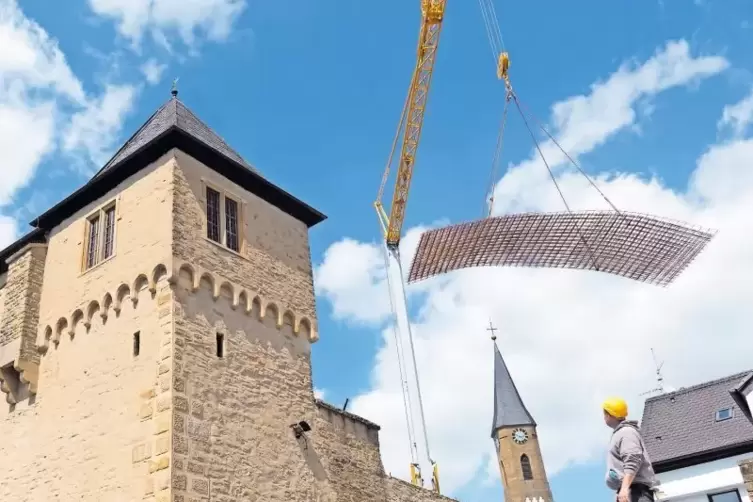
(486, 320, 498, 342)
(171, 77, 180, 97)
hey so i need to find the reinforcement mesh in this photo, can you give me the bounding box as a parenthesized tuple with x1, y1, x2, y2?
(407, 211, 715, 287)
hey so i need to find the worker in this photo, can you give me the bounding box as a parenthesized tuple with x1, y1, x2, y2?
(603, 397, 659, 502)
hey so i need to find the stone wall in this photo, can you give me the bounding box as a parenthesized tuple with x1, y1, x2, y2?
(172, 151, 316, 322)
(170, 270, 455, 502)
(0, 244, 47, 404)
(0, 272, 171, 501)
(496, 426, 553, 502)
(37, 152, 174, 335)
(0, 146, 458, 502)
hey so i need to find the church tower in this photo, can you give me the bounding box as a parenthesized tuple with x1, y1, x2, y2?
(491, 334, 553, 502)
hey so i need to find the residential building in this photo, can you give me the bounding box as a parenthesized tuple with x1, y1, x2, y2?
(641, 371, 753, 502)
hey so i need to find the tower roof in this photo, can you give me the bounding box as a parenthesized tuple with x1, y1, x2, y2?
(491, 343, 536, 436)
(31, 92, 325, 230)
(93, 94, 255, 178)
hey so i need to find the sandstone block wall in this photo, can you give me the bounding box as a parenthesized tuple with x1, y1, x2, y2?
(0, 273, 172, 501)
(37, 152, 174, 339)
(172, 151, 316, 322)
(496, 426, 552, 502)
(0, 244, 47, 403)
(0, 147, 457, 502)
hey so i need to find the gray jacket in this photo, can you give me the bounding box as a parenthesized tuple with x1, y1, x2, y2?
(605, 421, 659, 491)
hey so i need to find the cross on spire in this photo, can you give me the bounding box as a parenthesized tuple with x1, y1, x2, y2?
(487, 320, 498, 341)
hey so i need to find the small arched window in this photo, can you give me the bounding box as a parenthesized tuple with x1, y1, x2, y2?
(520, 454, 533, 480)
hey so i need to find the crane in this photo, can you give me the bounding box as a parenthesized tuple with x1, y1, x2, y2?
(373, 0, 513, 493)
(373, 0, 447, 493)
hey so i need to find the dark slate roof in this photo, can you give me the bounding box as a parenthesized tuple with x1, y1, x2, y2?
(641, 370, 753, 470)
(93, 95, 254, 178)
(491, 343, 536, 436)
(31, 94, 326, 229)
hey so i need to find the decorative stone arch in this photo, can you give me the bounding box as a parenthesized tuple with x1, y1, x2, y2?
(263, 302, 281, 328)
(54, 317, 68, 344)
(219, 281, 234, 305)
(69, 309, 84, 337)
(132, 274, 149, 305)
(150, 263, 169, 293)
(85, 301, 100, 330)
(282, 310, 296, 334)
(250, 296, 262, 320)
(39, 325, 53, 352)
(114, 283, 131, 314)
(297, 317, 318, 342)
(101, 293, 113, 321)
(198, 272, 217, 300)
(177, 262, 197, 291)
(236, 290, 249, 312)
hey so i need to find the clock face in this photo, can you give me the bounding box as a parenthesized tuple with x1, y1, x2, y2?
(512, 428, 529, 445)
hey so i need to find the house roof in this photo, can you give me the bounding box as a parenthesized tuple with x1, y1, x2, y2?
(491, 343, 537, 436)
(30, 92, 326, 230)
(641, 370, 753, 471)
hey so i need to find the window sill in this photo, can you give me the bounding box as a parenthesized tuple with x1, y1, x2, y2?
(203, 237, 247, 261)
(80, 254, 117, 277)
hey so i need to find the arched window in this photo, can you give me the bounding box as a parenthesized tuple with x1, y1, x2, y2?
(520, 454, 533, 480)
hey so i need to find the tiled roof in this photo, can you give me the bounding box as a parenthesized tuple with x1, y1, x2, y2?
(491, 343, 536, 436)
(31, 92, 325, 230)
(92, 94, 255, 178)
(641, 370, 753, 466)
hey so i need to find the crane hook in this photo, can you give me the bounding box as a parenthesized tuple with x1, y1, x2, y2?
(497, 52, 510, 81)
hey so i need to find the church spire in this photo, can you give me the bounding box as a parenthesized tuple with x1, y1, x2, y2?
(490, 328, 536, 437)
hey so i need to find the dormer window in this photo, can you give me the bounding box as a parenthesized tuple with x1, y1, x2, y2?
(715, 408, 733, 422)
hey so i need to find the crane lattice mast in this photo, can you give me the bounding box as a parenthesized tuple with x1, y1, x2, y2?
(373, 0, 446, 493)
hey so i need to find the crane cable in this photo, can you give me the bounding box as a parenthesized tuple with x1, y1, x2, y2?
(476, 0, 625, 272)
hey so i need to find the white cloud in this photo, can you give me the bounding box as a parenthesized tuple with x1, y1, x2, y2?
(87, 0, 246, 48)
(315, 224, 439, 326)
(63, 84, 138, 167)
(718, 87, 753, 137)
(0, 215, 17, 248)
(314, 40, 742, 496)
(140, 58, 167, 85)
(0, 0, 137, 245)
(314, 388, 326, 400)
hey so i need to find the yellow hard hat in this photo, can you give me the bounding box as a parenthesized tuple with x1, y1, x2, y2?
(602, 397, 628, 419)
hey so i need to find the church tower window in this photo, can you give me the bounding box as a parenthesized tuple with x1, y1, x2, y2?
(521, 454, 533, 480)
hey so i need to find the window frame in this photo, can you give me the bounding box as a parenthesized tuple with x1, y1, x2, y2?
(715, 408, 734, 422)
(82, 200, 118, 272)
(520, 454, 533, 481)
(707, 489, 743, 502)
(202, 180, 244, 254)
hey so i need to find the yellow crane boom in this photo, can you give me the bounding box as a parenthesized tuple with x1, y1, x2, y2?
(375, 0, 446, 247)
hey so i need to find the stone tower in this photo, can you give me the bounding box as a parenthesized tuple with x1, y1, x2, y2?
(491, 342, 553, 502)
(0, 91, 455, 502)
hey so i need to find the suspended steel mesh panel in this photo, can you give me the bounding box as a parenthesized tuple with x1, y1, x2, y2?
(407, 211, 716, 287)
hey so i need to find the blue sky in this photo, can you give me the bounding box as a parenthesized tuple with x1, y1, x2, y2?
(2, 0, 753, 500)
